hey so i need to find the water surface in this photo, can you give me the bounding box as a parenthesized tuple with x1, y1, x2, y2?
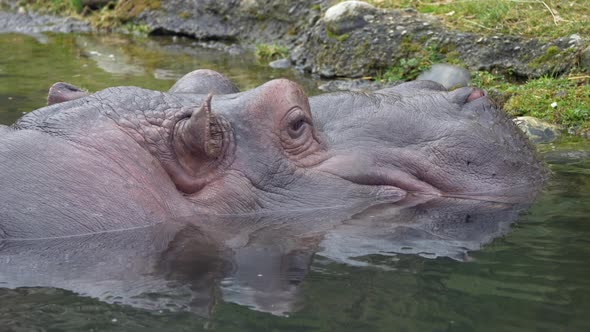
(1, 33, 589, 332)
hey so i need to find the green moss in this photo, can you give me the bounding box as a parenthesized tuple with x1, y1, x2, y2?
(89, 0, 161, 29)
(471, 71, 590, 130)
(399, 36, 422, 53)
(444, 51, 462, 65)
(22, 0, 84, 14)
(528, 46, 576, 73)
(122, 22, 151, 36)
(179, 11, 190, 19)
(287, 25, 298, 36)
(69, 0, 83, 12)
(472, 71, 505, 87)
(326, 29, 350, 42)
(530, 45, 559, 65)
(545, 46, 560, 57)
(377, 40, 444, 81)
(255, 44, 289, 63)
(310, 4, 321, 11)
(353, 41, 370, 58)
(110, 0, 160, 23)
(378, 57, 432, 82)
(314, 38, 346, 74)
(23, 0, 161, 30)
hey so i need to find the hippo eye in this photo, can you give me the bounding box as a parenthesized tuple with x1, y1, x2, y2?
(288, 118, 308, 138)
(285, 108, 311, 139)
(281, 107, 320, 158)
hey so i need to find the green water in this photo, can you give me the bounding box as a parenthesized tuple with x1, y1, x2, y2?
(0, 33, 320, 125)
(1, 33, 590, 332)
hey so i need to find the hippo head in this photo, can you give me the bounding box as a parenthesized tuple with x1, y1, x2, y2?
(311, 80, 548, 203)
(26, 70, 546, 215)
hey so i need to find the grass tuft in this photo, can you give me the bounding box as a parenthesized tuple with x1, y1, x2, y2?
(366, 0, 590, 39)
(255, 44, 289, 63)
(20, 0, 160, 30)
(377, 41, 443, 81)
(471, 71, 590, 129)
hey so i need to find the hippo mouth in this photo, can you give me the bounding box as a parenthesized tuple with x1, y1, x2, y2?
(334, 167, 442, 195)
(318, 157, 542, 203)
(315, 155, 442, 198)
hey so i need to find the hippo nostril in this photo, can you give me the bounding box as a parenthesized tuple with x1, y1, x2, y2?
(466, 88, 486, 102)
(448, 87, 486, 105)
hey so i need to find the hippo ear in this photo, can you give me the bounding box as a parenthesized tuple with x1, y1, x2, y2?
(177, 93, 224, 158)
(166, 94, 231, 194)
(169, 69, 239, 95)
(47, 82, 89, 105)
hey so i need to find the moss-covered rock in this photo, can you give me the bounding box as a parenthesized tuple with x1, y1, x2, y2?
(0, 10, 90, 34)
(581, 45, 590, 72)
(514, 116, 565, 143)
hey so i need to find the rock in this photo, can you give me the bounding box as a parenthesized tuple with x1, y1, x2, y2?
(514, 116, 564, 143)
(140, 0, 317, 44)
(580, 45, 590, 71)
(568, 33, 582, 45)
(295, 5, 584, 80)
(324, 1, 377, 35)
(227, 45, 244, 56)
(544, 149, 590, 164)
(318, 79, 400, 92)
(269, 58, 291, 69)
(417, 64, 470, 89)
(318, 67, 335, 78)
(0, 11, 90, 34)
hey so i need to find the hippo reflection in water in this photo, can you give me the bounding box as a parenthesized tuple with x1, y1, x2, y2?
(0, 69, 546, 315)
(0, 197, 531, 316)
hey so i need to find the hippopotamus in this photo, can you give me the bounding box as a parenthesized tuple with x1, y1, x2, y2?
(0, 69, 546, 239)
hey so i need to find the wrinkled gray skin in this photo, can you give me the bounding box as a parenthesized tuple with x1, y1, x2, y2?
(0, 69, 546, 239)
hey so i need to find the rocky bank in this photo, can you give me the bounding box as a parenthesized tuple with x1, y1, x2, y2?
(2, 0, 589, 79)
(138, 0, 589, 80)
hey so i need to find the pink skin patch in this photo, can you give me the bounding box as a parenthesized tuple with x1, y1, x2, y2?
(467, 88, 486, 102)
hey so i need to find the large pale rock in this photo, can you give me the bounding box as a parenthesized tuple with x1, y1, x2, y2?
(269, 58, 291, 69)
(514, 116, 564, 143)
(417, 64, 470, 89)
(324, 1, 377, 35)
